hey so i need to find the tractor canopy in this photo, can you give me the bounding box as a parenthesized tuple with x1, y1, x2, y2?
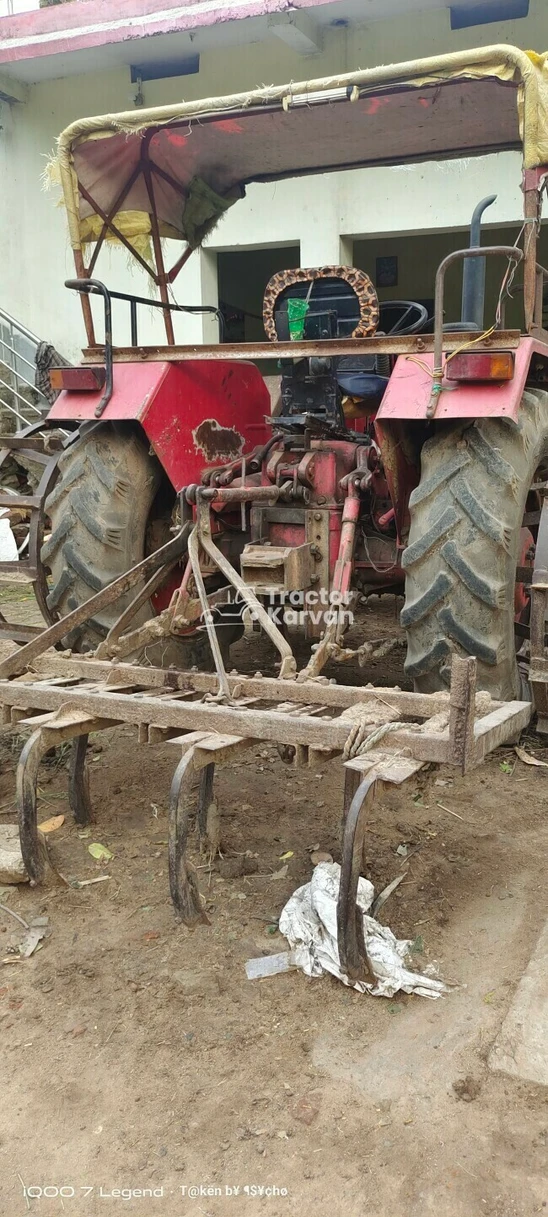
(51, 44, 548, 269)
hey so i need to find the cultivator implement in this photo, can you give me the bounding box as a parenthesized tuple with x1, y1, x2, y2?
(0, 584, 530, 980)
(4, 44, 548, 978)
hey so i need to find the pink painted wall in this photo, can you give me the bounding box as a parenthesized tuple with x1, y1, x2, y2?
(0, 0, 347, 66)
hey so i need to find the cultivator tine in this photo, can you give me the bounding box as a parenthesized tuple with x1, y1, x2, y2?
(337, 774, 378, 984)
(68, 735, 92, 826)
(169, 749, 210, 926)
(16, 727, 51, 886)
(197, 762, 215, 842)
(15, 709, 117, 886)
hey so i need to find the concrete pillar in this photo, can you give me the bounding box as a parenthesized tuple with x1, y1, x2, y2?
(173, 248, 219, 343)
(299, 206, 353, 269)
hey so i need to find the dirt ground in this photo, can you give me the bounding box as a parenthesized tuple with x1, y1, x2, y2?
(0, 591, 547, 1217)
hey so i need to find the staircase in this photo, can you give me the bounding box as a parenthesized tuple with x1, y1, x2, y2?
(0, 307, 50, 433)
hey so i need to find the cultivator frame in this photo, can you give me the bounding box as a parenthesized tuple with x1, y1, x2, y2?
(0, 595, 530, 980)
(0, 491, 534, 980)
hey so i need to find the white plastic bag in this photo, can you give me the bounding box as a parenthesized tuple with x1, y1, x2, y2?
(279, 862, 447, 999)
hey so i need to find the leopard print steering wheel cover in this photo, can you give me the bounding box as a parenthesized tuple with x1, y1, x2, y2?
(263, 265, 379, 342)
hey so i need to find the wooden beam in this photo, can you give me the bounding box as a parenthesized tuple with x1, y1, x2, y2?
(0, 680, 351, 749)
(16, 653, 460, 716)
(0, 676, 529, 763)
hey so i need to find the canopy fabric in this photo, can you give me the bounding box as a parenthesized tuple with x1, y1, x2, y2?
(52, 44, 548, 258)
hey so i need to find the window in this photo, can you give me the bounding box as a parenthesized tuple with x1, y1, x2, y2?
(450, 1, 529, 29)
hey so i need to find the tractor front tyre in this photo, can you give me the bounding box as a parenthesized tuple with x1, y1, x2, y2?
(41, 423, 210, 665)
(402, 388, 548, 701)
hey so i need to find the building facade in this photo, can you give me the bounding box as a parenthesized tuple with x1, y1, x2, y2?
(0, 0, 546, 360)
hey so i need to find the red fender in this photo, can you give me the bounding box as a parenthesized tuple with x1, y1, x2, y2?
(376, 337, 545, 423)
(47, 360, 270, 490)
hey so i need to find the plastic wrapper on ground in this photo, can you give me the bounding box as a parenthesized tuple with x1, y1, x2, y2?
(279, 862, 447, 999)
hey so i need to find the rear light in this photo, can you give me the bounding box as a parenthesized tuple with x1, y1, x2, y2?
(49, 366, 106, 392)
(446, 351, 514, 382)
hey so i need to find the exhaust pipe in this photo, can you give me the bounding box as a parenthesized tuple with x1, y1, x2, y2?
(461, 194, 497, 330)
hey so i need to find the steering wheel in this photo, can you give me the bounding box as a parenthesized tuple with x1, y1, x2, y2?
(379, 300, 429, 336)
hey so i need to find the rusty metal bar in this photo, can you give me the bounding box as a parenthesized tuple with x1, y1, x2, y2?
(73, 249, 95, 346)
(68, 735, 92, 825)
(78, 183, 157, 282)
(87, 162, 144, 278)
(167, 245, 194, 285)
(82, 329, 521, 365)
(523, 186, 541, 332)
(187, 511, 231, 699)
(0, 528, 189, 680)
(169, 747, 211, 925)
(192, 490, 297, 680)
(0, 677, 531, 760)
(142, 139, 175, 345)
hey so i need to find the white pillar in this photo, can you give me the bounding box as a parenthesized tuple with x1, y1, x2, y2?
(298, 184, 352, 268)
(173, 247, 219, 343)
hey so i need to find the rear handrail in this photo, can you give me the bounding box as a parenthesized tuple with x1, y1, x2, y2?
(65, 280, 113, 418)
(65, 278, 226, 418)
(428, 245, 524, 420)
(65, 280, 224, 347)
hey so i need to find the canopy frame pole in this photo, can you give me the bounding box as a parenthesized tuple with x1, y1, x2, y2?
(167, 245, 193, 284)
(87, 162, 144, 278)
(145, 157, 195, 286)
(142, 134, 175, 345)
(73, 249, 96, 346)
(522, 167, 546, 333)
(78, 182, 157, 281)
(148, 155, 187, 200)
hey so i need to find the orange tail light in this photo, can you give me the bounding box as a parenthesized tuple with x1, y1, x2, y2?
(446, 351, 514, 382)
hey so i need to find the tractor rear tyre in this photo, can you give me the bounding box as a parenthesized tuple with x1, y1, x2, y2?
(402, 388, 548, 701)
(42, 423, 210, 665)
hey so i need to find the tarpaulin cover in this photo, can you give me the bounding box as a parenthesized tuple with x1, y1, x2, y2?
(51, 44, 548, 256)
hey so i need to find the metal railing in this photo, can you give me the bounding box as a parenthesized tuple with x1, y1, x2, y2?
(0, 306, 49, 429)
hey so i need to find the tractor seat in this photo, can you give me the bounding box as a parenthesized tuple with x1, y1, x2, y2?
(336, 373, 388, 400)
(336, 355, 388, 401)
(263, 266, 379, 344)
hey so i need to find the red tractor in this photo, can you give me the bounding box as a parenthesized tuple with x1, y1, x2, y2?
(3, 44, 548, 707)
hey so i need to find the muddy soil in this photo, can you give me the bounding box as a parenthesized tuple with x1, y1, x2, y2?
(0, 593, 547, 1217)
